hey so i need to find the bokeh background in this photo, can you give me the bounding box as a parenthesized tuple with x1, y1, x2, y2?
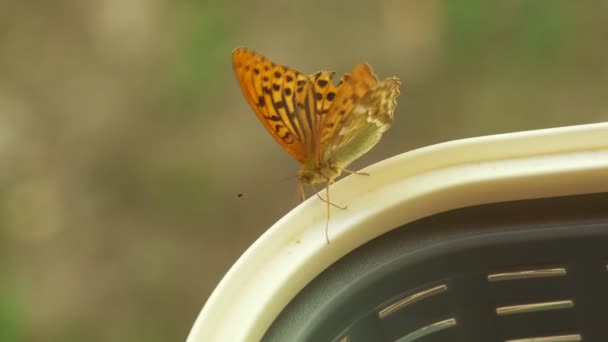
(1, 1, 607, 341)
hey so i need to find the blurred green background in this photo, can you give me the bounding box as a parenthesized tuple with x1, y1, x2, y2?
(1, 1, 606, 341)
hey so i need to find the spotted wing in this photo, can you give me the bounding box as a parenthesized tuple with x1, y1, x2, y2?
(232, 48, 317, 163)
(317, 63, 400, 167)
(307, 71, 340, 141)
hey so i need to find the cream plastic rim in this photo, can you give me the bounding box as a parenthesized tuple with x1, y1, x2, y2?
(188, 122, 608, 342)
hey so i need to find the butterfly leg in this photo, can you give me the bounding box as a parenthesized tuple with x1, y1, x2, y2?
(312, 183, 347, 209)
(325, 179, 331, 244)
(299, 180, 306, 202)
(315, 193, 348, 210)
(342, 167, 370, 176)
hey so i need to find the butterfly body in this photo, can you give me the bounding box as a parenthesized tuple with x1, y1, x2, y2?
(298, 160, 341, 186)
(298, 88, 397, 186)
(232, 48, 400, 242)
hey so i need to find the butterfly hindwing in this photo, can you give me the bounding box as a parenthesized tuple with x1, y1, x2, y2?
(319, 64, 400, 166)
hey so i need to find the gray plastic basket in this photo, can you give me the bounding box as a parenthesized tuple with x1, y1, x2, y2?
(264, 193, 608, 342)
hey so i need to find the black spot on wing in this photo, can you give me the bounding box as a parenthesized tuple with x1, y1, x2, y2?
(257, 96, 265, 107)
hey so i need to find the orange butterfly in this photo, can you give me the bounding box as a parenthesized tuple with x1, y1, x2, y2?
(232, 48, 400, 243)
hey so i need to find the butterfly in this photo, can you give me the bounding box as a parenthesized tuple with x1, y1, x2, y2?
(232, 48, 400, 243)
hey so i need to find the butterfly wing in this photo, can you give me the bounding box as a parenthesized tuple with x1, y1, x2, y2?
(232, 48, 317, 163)
(317, 63, 400, 168)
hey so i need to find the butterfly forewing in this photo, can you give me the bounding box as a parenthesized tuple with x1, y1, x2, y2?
(309, 71, 338, 116)
(317, 64, 380, 147)
(233, 48, 314, 163)
(309, 71, 340, 154)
